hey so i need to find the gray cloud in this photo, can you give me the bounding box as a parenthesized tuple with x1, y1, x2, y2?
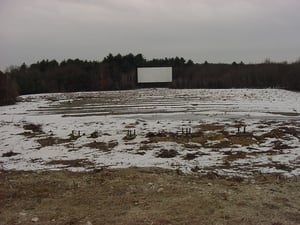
(1, 0, 300, 70)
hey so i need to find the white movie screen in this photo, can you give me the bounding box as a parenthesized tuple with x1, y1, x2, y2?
(137, 67, 172, 83)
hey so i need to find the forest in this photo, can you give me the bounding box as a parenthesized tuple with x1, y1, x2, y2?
(1, 53, 300, 105)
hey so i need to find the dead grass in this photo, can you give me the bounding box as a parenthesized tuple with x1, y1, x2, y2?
(123, 134, 137, 141)
(84, 140, 118, 151)
(257, 127, 300, 142)
(272, 140, 293, 150)
(156, 149, 179, 158)
(194, 132, 226, 143)
(124, 124, 136, 128)
(23, 123, 43, 133)
(146, 130, 259, 148)
(19, 131, 38, 138)
(37, 136, 73, 148)
(183, 152, 198, 160)
(253, 163, 294, 173)
(89, 131, 100, 138)
(196, 123, 225, 131)
(46, 159, 95, 168)
(139, 144, 152, 151)
(229, 134, 257, 146)
(223, 151, 248, 162)
(183, 143, 201, 149)
(19, 123, 44, 138)
(209, 140, 231, 148)
(2, 151, 20, 157)
(0, 168, 299, 225)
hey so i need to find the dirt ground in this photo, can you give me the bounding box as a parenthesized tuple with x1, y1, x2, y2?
(0, 168, 299, 225)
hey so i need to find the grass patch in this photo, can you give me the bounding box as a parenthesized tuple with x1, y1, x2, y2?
(272, 141, 293, 150)
(223, 151, 248, 162)
(183, 153, 198, 160)
(2, 151, 20, 157)
(196, 123, 225, 131)
(254, 163, 294, 172)
(139, 144, 152, 151)
(229, 135, 257, 146)
(257, 127, 300, 142)
(209, 140, 231, 148)
(37, 136, 74, 148)
(183, 143, 201, 149)
(84, 140, 118, 151)
(46, 159, 94, 168)
(156, 149, 179, 158)
(23, 123, 43, 133)
(89, 131, 99, 138)
(147, 130, 258, 148)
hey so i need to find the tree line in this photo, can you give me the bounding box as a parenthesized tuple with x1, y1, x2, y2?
(1, 53, 300, 105)
(0, 71, 18, 105)
(173, 62, 300, 90)
(4, 53, 190, 95)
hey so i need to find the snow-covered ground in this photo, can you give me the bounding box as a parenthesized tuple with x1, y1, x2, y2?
(0, 88, 299, 177)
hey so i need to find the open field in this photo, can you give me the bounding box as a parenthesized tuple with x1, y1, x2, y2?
(1, 88, 300, 177)
(1, 88, 300, 224)
(1, 168, 300, 225)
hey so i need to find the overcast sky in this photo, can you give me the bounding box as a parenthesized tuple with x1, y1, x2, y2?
(1, 0, 300, 71)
